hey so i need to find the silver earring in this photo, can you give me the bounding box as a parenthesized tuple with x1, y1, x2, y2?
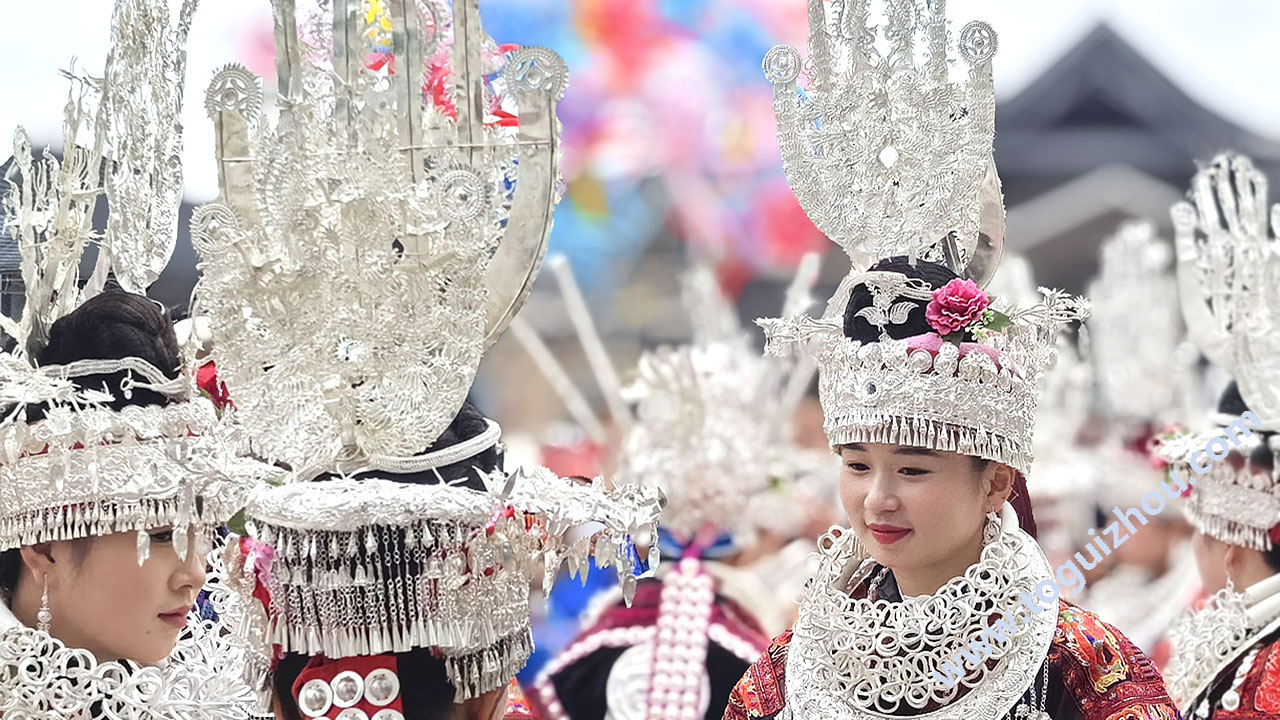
(982, 511, 1000, 544)
(37, 578, 52, 633)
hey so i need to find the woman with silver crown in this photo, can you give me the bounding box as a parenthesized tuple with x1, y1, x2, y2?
(187, 1, 665, 719)
(723, 1, 1179, 718)
(1158, 153, 1280, 718)
(0, 2, 274, 718)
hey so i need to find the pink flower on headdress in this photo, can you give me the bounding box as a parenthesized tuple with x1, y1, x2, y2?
(925, 279, 991, 337)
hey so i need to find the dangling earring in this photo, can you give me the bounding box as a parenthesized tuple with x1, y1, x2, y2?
(982, 511, 1000, 544)
(37, 577, 52, 634)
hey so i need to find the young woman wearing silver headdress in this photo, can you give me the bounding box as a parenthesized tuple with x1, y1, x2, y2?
(722, 1, 1179, 718)
(524, 262, 824, 720)
(0, 3, 273, 717)
(187, 2, 665, 718)
(1159, 153, 1280, 718)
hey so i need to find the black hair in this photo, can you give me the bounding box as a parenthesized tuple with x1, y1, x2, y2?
(34, 290, 180, 416)
(1, 290, 179, 604)
(273, 651, 458, 720)
(1216, 381, 1250, 417)
(843, 256, 960, 343)
(1247, 431, 1280, 573)
(272, 400, 504, 716)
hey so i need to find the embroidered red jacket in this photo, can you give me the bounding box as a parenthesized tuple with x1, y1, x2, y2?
(723, 601, 1180, 720)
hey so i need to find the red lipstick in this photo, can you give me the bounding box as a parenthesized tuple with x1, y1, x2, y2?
(868, 524, 911, 545)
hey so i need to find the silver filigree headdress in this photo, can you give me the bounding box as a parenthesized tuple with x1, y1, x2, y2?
(1088, 220, 1191, 424)
(518, 258, 817, 720)
(192, 0, 570, 481)
(514, 255, 822, 541)
(758, 0, 1087, 474)
(1157, 153, 1280, 550)
(0, 0, 271, 560)
(616, 260, 821, 539)
(191, 0, 663, 700)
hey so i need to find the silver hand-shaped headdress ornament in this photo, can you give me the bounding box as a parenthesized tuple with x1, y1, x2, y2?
(192, 0, 568, 480)
(757, 0, 1087, 476)
(763, 0, 1004, 292)
(1157, 153, 1280, 552)
(1173, 153, 1280, 428)
(1088, 221, 1190, 424)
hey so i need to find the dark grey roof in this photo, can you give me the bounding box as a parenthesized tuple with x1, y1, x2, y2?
(996, 23, 1280, 208)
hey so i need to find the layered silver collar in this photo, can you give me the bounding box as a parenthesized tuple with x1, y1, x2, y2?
(784, 504, 1057, 719)
(1166, 573, 1280, 712)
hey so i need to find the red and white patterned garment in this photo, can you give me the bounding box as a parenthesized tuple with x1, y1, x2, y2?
(534, 578, 770, 720)
(1184, 629, 1280, 719)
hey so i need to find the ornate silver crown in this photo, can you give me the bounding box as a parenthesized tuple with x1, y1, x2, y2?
(1158, 153, 1280, 550)
(758, 0, 1087, 475)
(1086, 222, 1196, 509)
(615, 262, 819, 539)
(0, 0, 270, 562)
(192, 0, 664, 700)
(514, 256, 822, 541)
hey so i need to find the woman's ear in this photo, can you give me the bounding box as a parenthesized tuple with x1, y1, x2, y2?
(982, 463, 1017, 512)
(18, 543, 57, 586)
(1224, 544, 1241, 583)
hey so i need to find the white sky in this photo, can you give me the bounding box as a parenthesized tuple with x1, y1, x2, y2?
(1, 0, 1277, 202)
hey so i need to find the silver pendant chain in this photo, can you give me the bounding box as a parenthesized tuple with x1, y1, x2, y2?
(1011, 660, 1050, 720)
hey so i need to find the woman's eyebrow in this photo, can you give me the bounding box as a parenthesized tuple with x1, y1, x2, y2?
(892, 447, 940, 458)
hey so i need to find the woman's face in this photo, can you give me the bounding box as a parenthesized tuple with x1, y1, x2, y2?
(839, 443, 1009, 594)
(38, 528, 206, 664)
